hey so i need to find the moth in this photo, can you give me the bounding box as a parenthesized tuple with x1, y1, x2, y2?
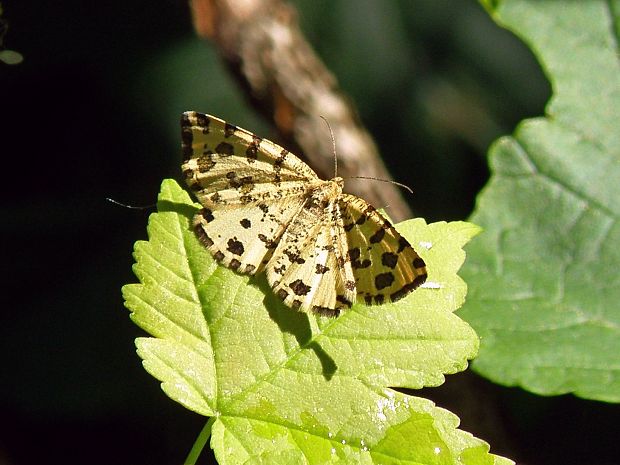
(181, 111, 427, 316)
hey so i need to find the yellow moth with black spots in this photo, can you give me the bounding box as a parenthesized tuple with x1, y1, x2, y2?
(181, 111, 427, 316)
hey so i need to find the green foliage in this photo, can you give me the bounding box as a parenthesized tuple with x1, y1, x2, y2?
(461, 1, 620, 402)
(123, 180, 512, 464)
(0, 49, 23, 65)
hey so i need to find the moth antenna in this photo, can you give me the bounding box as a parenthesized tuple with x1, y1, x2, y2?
(348, 176, 414, 195)
(106, 197, 155, 210)
(319, 115, 337, 178)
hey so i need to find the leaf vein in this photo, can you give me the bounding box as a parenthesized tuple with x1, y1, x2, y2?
(518, 142, 618, 219)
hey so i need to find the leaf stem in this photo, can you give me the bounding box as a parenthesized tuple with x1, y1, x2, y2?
(184, 416, 216, 465)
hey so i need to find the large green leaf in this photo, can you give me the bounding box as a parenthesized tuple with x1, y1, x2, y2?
(123, 179, 512, 464)
(460, 1, 620, 402)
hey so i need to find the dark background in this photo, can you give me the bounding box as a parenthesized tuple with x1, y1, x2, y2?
(1, 1, 617, 464)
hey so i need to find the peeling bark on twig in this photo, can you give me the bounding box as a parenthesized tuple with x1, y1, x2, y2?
(188, 0, 413, 222)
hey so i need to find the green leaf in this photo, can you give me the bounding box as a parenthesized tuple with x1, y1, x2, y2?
(0, 49, 24, 65)
(461, 1, 620, 402)
(123, 179, 512, 464)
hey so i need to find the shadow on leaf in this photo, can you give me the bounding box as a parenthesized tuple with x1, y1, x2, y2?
(157, 199, 197, 219)
(259, 277, 338, 381)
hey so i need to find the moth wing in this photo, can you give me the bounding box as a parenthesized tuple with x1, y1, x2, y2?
(266, 199, 355, 316)
(193, 189, 308, 275)
(339, 194, 427, 305)
(181, 111, 319, 202)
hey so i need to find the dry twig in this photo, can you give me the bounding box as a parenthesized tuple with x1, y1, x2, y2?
(188, 0, 413, 221)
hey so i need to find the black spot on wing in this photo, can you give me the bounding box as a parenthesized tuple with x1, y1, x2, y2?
(349, 247, 371, 269)
(275, 149, 288, 165)
(273, 149, 288, 182)
(240, 218, 251, 229)
(258, 233, 277, 249)
(315, 264, 329, 274)
(215, 142, 234, 156)
(381, 252, 398, 268)
(196, 113, 211, 133)
(194, 225, 214, 247)
(246, 135, 261, 162)
(225, 171, 255, 190)
(244, 264, 256, 274)
(312, 306, 341, 317)
(289, 279, 311, 296)
(369, 228, 385, 244)
(285, 250, 306, 264)
(336, 295, 353, 308)
(224, 122, 236, 137)
(197, 155, 216, 172)
(226, 238, 244, 256)
(375, 272, 395, 290)
(198, 208, 215, 222)
(397, 236, 409, 253)
(390, 273, 427, 302)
